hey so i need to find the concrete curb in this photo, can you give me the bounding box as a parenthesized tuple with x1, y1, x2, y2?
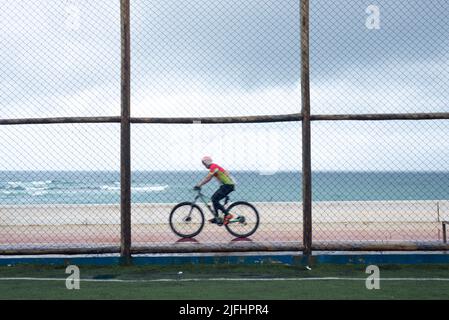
(1, 251, 449, 266)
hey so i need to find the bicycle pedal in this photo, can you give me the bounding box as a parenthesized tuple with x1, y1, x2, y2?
(209, 217, 224, 225)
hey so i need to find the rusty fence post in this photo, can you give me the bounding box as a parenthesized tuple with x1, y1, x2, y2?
(120, 0, 132, 265)
(300, 0, 312, 260)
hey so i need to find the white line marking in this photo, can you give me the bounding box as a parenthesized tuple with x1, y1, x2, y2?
(1, 277, 449, 283)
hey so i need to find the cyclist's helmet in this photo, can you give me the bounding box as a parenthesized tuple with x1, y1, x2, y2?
(201, 156, 213, 167)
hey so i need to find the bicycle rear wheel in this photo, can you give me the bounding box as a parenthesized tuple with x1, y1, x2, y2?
(224, 201, 259, 238)
(169, 202, 205, 238)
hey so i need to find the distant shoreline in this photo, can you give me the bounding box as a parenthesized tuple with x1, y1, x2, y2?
(2, 171, 449, 205)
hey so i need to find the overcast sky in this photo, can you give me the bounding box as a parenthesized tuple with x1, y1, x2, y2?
(0, 0, 448, 171)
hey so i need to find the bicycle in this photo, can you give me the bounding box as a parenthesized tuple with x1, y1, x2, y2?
(169, 188, 260, 238)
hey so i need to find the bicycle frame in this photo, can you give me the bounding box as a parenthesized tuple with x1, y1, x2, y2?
(193, 191, 214, 216)
(192, 190, 229, 217)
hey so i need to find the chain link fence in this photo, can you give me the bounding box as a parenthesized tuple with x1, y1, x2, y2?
(0, 0, 448, 255)
(131, 122, 302, 250)
(310, 0, 449, 249)
(0, 124, 121, 252)
(0, 0, 121, 253)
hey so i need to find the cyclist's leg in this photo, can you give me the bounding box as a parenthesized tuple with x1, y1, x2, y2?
(211, 185, 234, 216)
(211, 186, 226, 216)
(222, 184, 235, 215)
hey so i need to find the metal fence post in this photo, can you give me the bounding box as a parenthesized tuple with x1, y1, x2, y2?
(300, 0, 312, 258)
(120, 0, 132, 264)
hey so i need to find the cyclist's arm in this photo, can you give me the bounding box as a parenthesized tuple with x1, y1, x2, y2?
(196, 172, 214, 188)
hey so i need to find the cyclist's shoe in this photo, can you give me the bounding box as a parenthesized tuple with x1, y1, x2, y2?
(223, 213, 240, 224)
(208, 217, 223, 226)
(223, 213, 235, 225)
(208, 217, 217, 224)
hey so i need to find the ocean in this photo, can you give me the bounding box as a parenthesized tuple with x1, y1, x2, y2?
(0, 171, 448, 205)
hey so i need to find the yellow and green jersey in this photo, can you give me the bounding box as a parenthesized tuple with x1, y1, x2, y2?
(208, 163, 234, 185)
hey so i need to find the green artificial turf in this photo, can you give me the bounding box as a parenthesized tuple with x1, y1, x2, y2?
(0, 263, 448, 300)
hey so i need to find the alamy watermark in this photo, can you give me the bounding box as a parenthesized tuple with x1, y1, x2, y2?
(65, 265, 80, 290)
(366, 5, 381, 30)
(365, 265, 380, 290)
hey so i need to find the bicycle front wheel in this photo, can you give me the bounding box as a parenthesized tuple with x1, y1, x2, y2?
(225, 201, 259, 238)
(169, 202, 205, 238)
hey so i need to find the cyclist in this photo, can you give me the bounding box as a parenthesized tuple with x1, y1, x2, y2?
(194, 156, 235, 225)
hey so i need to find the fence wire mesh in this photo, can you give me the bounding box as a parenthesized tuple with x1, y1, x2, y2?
(131, 123, 302, 248)
(0, 0, 448, 254)
(312, 121, 449, 247)
(310, 0, 449, 115)
(0, 0, 121, 119)
(0, 124, 120, 252)
(130, 0, 300, 118)
(309, 0, 449, 249)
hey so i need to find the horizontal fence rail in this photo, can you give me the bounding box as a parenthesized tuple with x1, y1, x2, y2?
(311, 113, 449, 121)
(0, 117, 122, 126)
(2, 112, 449, 126)
(2, 242, 449, 256)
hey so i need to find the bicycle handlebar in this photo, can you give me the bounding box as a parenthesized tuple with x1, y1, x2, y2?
(192, 187, 204, 197)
